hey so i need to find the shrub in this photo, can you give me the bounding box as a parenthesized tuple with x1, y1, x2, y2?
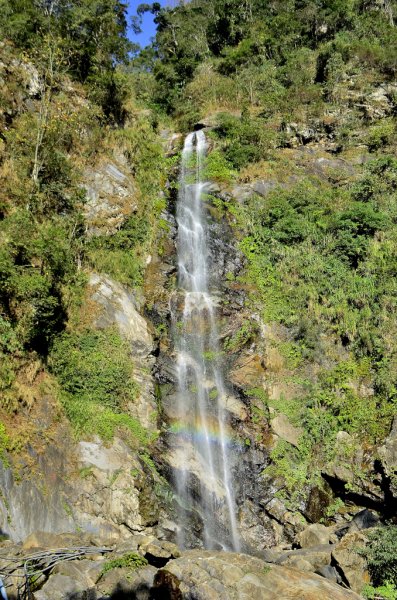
(101, 552, 148, 576)
(49, 329, 136, 411)
(361, 526, 397, 589)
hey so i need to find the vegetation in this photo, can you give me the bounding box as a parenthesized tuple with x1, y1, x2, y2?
(101, 552, 148, 576)
(129, 0, 397, 508)
(0, 2, 167, 447)
(361, 527, 397, 599)
(0, 0, 397, 576)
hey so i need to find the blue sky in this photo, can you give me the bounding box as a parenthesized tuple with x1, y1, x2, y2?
(127, 1, 167, 48)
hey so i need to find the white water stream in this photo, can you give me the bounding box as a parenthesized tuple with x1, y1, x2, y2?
(172, 130, 240, 551)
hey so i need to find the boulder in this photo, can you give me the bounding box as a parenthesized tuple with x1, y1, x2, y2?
(33, 573, 93, 600)
(151, 550, 363, 600)
(97, 564, 157, 599)
(332, 532, 369, 593)
(75, 437, 159, 536)
(295, 524, 334, 548)
(271, 413, 303, 447)
(348, 509, 379, 533)
(277, 544, 335, 572)
(52, 559, 105, 585)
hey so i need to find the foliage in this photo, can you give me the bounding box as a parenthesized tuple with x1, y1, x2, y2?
(49, 328, 152, 444)
(0, 0, 133, 122)
(101, 552, 148, 576)
(363, 582, 397, 600)
(49, 329, 136, 410)
(229, 157, 397, 500)
(0, 422, 10, 466)
(86, 118, 167, 287)
(361, 527, 397, 589)
(214, 112, 273, 169)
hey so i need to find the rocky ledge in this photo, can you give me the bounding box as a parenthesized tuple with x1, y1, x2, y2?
(0, 528, 367, 599)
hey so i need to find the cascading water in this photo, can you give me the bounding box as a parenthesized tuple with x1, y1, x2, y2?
(170, 130, 240, 551)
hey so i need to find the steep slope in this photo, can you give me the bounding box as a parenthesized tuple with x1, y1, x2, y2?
(0, 0, 397, 598)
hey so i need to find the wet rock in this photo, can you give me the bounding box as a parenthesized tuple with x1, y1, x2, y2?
(164, 441, 226, 499)
(222, 394, 248, 421)
(152, 549, 363, 599)
(332, 531, 369, 593)
(295, 524, 334, 548)
(238, 500, 276, 551)
(271, 414, 303, 448)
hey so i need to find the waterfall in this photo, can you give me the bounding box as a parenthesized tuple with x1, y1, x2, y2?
(171, 130, 240, 551)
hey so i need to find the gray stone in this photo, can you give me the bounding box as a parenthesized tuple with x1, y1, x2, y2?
(332, 531, 369, 593)
(277, 544, 335, 572)
(316, 565, 340, 583)
(97, 564, 156, 599)
(83, 161, 137, 236)
(295, 524, 333, 548)
(271, 413, 303, 447)
(348, 509, 379, 533)
(0, 453, 75, 542)
(252, 180, 278, 196)
(75, 437, 152, 536)
(33, 573, 94, 600)
(151, 550, 363, 600)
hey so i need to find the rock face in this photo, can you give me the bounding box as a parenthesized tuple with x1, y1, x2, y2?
(0, 275, 162, 542)
(74, 437, 162, 537)
(0, 434, 165, 542)
(89, 273, 157, 431)
(0, 421, 76, 541)
(379, 416, 397, 496)
(152, 550, 363, 600)
(83, 160, 137, 235)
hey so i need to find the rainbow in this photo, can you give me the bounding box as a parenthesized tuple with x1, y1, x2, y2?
(168, 419, 240, 448)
